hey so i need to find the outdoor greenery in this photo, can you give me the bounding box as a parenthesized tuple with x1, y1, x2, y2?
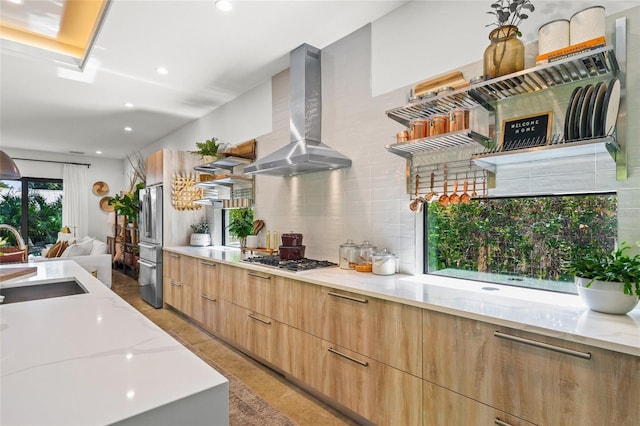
(565, 242, 640, 299)
(0, 186, 62, 251)
(227, 208, 253, 246)
(427, 194, 617, 282)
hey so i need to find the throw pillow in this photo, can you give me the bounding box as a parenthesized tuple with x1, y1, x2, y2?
(60, 238, 94, 258)
(46, 240, 68, 258)
(90, 239, 108, 255)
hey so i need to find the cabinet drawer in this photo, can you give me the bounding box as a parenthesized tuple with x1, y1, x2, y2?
(312, 340, 423, 426)
(296, 282, 422, 377)
(193, 259, 231, 323)
(423, 310, 640, 425)
(162, 253, 196, 315)
(229, 303, 287, 370)
(424, 380, 535, 426)
(231, 270, 295, 324)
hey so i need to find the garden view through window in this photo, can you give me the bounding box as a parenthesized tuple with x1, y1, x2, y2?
(0, 178, 63, 257)
(425, 193, 617, 293)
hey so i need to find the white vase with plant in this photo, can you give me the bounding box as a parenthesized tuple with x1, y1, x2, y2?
(190, 217, 211, 247)
(565, 242, 640, 315)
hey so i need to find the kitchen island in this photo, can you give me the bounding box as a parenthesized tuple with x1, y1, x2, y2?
(0, 260, 229, 426)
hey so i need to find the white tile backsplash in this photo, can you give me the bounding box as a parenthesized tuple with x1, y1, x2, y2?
(251, 7, 640, 269)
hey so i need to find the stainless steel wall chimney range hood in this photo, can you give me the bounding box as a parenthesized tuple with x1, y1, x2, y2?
(244, 44, 351, 176)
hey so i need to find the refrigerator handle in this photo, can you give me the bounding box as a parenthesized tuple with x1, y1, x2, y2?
(138, 259, 156, 268)
(143, 191, 152, 238)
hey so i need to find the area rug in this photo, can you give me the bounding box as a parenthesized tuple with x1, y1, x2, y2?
(167, 331, 297, 426)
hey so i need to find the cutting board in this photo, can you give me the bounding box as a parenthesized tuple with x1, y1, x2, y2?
(0, 266, 38, 282)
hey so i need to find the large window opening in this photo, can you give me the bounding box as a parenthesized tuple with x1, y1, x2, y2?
(0, 178, 63, 256)
(425, 193, 617, 293)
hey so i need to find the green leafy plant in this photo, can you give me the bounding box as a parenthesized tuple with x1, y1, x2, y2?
(191, 217, 209, 234)
(227, 208, 253, 246)
(109, 181, 145, 223)
(487, 0, 535, 34)
(190, 137, 220, 159)
(565, 242, 640, 299)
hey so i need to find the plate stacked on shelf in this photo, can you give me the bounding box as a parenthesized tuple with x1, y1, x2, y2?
(563, 77, 621, 141)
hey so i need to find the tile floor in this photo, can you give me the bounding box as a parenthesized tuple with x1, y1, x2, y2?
(111, 270, 357, 426)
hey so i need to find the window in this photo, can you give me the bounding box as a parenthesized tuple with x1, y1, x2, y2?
(0, 178, 63, 256)
(425, 193, 617, 293)
(222, 208, 254, 247)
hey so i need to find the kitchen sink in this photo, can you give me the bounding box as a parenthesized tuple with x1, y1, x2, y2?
(0, 280, 87, 304)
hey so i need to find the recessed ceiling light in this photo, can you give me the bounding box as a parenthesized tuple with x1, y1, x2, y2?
(155, 66, 168, 75)
(124, 102, 134, 108)
(215, 0, 232, 11)
(96, 150, 102, 154)
(124, 126, 132, 132)
(8, 0, 25, 4)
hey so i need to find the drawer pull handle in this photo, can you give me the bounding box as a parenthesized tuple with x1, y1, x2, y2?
(170, 280, 182, 287)
(494, 419, 512, 426)
(328, 348, 369, 367)
(248, 272, 271, 280)
(168, 253, 180, 258)
(494, 331, 591, 360)
(201, 261, 217, 267)
(327, 291, 368, 304)
(248, 313, 271, 325)
(201, 294, 216, 302)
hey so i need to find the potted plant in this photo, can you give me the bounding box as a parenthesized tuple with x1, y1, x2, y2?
(190, 137, 220, 163)
(483, 0, 535, 78)
(109, 182, 145, 225)
(565, 242, 640, 314)
(190, 217, 211, 247)
(227, 208, 253, 248)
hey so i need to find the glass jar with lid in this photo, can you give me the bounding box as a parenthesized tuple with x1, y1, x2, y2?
(339, 239, 357, 269)
(356, 240, 376, 264)
(372, 248, 398, 276)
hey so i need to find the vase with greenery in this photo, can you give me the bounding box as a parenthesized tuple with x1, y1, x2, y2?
(109, 181, 145, 224)
(190, 137, 220, 163)
(227, 208, 253, 248)
(483, 0, 535, 78)
(190, 217, 211, 246)
(565, 242, 640, 314)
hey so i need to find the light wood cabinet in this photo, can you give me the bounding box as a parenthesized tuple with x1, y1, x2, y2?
(145, 149, 164, 186)
(231, 269, 296, 325)
(423, 380, 535, 426)
(423, 310, 640, 425)
(307, 339, 422, 426)
(295, 282, 422, 377)
(162, 251, 196, 316)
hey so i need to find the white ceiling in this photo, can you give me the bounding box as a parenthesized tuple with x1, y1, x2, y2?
(0, 0, 406, 159)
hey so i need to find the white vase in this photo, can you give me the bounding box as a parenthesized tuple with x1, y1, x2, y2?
(575, 276, 639, 315)
(190, 233, 211, 247)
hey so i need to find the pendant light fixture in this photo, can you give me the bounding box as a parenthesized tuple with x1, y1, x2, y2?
(0, 150, 21, 180)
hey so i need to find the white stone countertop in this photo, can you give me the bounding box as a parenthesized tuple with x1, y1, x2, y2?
(0, 260, 229, 426)
(166, 246, 640, 357)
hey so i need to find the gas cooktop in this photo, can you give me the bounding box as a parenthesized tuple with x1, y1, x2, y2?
(243, 256, 337, 272)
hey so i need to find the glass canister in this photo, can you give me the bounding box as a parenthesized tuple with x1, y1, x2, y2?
(355, 240, 376, 272)
(372, 248, 397, 276)
(339, 239, 358, 269)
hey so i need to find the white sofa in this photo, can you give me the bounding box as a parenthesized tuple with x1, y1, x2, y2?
(31, 237, 113, 288)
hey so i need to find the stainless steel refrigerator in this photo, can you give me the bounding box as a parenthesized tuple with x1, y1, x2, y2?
(138, 185, 163, 308)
